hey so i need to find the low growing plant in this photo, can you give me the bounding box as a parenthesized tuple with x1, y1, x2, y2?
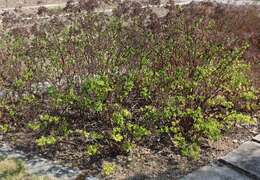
(0, 0, 258, 161)
(102, 162, 117, 176)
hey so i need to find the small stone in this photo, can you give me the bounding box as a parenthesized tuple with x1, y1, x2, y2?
(0, 90, 6, 98)
(85, 176, 99, 180)
(127, 157, 133, 162)
(250, 126, 258, 135)
(240, 139, 246, 143)
(253, 134, 260, 143)
(232, 139, 238, 143)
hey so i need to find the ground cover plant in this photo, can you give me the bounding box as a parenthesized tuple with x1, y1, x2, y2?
(0, 0, 259, 178)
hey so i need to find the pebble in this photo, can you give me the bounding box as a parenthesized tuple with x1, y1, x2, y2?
(232, 139, 238, 143)
(0, 90, 6, 98)
(85, 177, 99, 180)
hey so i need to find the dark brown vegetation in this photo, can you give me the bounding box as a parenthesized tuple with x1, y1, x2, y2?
(0, 1, 259, 179)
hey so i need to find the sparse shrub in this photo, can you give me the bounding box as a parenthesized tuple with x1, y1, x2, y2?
(85, 144, 99, 157)
(0, 0, 258, 162)
(102, 162, 117, 176)
(35, 135, 57, 147)
(0, 123, 9, 133)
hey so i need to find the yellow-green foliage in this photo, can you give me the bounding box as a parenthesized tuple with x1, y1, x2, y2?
(85, 144, 99, 157)
(0, 3, 257, 160)
(102, 162, 117, 176)
(35, 136, 57, 147)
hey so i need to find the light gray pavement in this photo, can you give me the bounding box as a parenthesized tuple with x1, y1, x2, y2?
(0, 143, 81, 179)
(221, 141, 260, 179)
(181, 162, 252, 180)
(181, 135, 260, 180)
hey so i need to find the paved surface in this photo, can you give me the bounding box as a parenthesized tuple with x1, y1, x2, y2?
(181, 135, 260, 180)
(0, 143, 81, 179)
(181, 162, 251, 180)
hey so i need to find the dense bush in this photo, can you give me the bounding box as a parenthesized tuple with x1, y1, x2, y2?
(0, 1, 258, 160)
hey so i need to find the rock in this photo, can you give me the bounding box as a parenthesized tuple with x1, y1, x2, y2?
(233, 139, 238, 143)
(253, 134, 260, 143)
(0, 89, 6, 98)
(31, 81, 51, 94)
(250, 127, 258, 135)
(85, 177, 99, 180)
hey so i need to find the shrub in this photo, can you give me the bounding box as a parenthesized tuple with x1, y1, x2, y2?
(102, 162, 117, 176)
(35, 135, 57, 147)
(0, 1, 257, 160)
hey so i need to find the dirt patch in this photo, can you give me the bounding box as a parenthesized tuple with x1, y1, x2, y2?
(2, 121, 259, 179)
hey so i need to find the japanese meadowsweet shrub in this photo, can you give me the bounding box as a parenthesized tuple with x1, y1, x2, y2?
(0, 1, 258, 159)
